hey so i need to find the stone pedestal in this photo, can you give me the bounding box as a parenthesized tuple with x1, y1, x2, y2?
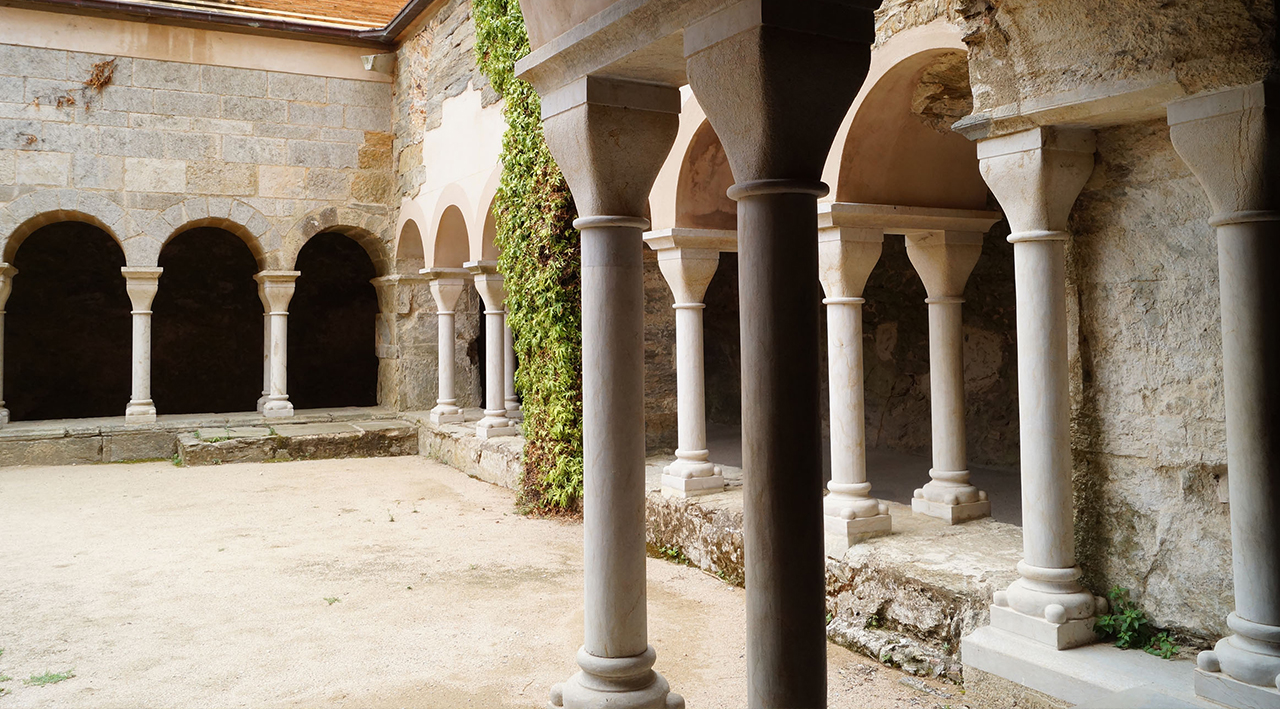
(644, 228, 737, 498)
(905, 230, 990, 524)
(254, 271, 299, 419)
(1170, 82, 1280, 708)
(685, 2, 875, 704)
(538, 75, 683, 709)
(466, 260, 519, 439)
(503, 321, 523, 422)
(815, 213, 890, 552)
(977, 127, 1102, 649)
(0, 264, 16, 427)
(423, 268, 470, 425)
(122, 267, 163, 424)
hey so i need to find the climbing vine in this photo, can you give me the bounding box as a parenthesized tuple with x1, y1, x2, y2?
(474, 0, 584, 513)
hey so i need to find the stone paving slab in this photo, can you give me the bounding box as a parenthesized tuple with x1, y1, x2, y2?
(269, 423, 359, 436)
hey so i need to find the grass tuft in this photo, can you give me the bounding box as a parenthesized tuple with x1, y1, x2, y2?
(24, 670, 74, 686)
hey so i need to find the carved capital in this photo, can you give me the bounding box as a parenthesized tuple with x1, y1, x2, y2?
(253, 270, 300, 313)
(121, 267, 163, 312)
(905, 231, 984, 300)
(422, 267, 470, 314)
(977, 127, 1095, 238)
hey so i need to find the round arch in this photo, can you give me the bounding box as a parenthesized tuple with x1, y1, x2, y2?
(428, 185, 473, 269)
(675, 120, 737, 230)
(474, 167, 502, 261)
(283, 206, 391, 276)
(0, 190, 127, 264)
(394, 198, 429, 274)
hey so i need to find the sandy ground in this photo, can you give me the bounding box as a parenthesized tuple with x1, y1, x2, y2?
(0, 456, 964, 708)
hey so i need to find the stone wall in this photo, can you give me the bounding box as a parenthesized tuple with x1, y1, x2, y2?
(1069, 120, 1231, 643)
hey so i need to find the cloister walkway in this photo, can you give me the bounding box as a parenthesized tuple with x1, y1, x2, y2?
(0, 456, 957, 708)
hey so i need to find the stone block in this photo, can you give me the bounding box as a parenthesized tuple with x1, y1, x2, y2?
(103, 431, 176, 462)
(201, 65, 267, 97)
(42, 123, 100, 154)
(153, 90, 220, 118)
(0, 76, 22, 103)
(0, 436, 102, 466)
(130, 114, 191, 131)
(288, 102, 343, 127)
(99, 86, 154, 113)
(1073, 687, 1209, 709)
(125, 157, 187, 193)
(963, 667, 1071, 709)
(327, 78, 391, 108)
(185, 161, 255, 196)
(304, 168, 350, 199)
(98, 126, 164, 158)
(344, 105, 390, 132)
(80, 110, 129, 128)
(22, 78, 79, 105)
(253, 123, 316, 141)
(191, 117, 253, 135)
(0, 149, 15, 184)
(223, 135, 287, 164)
(989, 604, 1098, 650)
(267, 72, 327, 101)
(287, 140, 358, 169)
(1194, 670, 1280, 709)
(320, 127, 363, 144)
(163, 132, 217, 161)
(132, 58, 201, 91)
(823, 512, 893, 556)
(16, 150, 70, 186)
(661, 472, 725, 497)
(351, 170, 392, 204)
(0, 119, 41, 150)
(0, 45, 67, 79)
(221, 95, 287, 123)
(258, 165, 306, 199)
(912, 496, 992, 524)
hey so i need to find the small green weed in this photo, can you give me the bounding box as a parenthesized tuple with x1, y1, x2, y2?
(1095, 587, 1181, 659)
(387, 510, 395, 523)
(0, 674, 12, 682)
(171, 453, 182, 466)
(25, 670, 74, 686)
(323, 597, 340, 606)
(654, 544, 689, 566)
(825, 613, 834, 625)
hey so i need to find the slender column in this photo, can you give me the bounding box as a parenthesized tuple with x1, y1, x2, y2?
(423, 268, 470, 424)
(466, 260, 518, 439)
(254, 271, 299, 419)
(645, 229, 736, 497)
(977, 127, 1103, 650)
(817, 221, 890, 553)
(0, 264, 16, 427)
(906, 230, 990, 523)
(122, 267, 163, 423)
(685, 3, 874, 704)
(257, 313, 270, 413)
(538, 75, 682, 709)
(503, 319, 522, 421)
(1169, 82, 1280, 707)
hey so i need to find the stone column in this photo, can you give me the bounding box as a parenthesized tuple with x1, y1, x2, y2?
(685, 4, 874, 704)
(256, 313, 270, 413)
(466, 260, 519, 439)
(978, 127, 1103, 650)
(816, 218, 890, 552)
(1169, 82, 1280, 707)
(644, 228, 736, 497)
(503, 319, 523, 421)
(254, 271, 299, 419)
(539, 75, 682, 709)
(122, 267, 163, 424)
(0, 263, 16, 427)
(906, 230, 990, 523)
(423, 268, 470, 424)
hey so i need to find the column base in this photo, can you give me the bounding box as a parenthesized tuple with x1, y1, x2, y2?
(824, 512, 892, 556)
(476, 413, 519, 439)
(661, 472, 724, 497)
(256, 394, 268, 413)
(430, 405, 465, 425)
(912, 496, 991, 524)
(506, 403, 524, 422)
(0, 406, 9, 427)
(1195, 668, 1280, 709)
(989, 603, 1097, 650)
(124, 401, 157, 424)
(550, 647, 684, 709)
(262, 399, 294, 418)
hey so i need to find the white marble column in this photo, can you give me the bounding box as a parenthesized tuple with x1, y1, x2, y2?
(122, 267, 163, 424)
(1169, 82, 1280, 708)
(254, 271, 299, 419)
(644, 228, 736, 497)
(466, 260, 519, 439)
(0, 263, 16, 427)
(978, 127, 1103, 650)
(503, 319, 523, 421)
(538, 75, 683, 709)
(817, 215, 890, 552)
(423, 268, 469, 424)
(256, 313, 270, 413)
(906, 230, 990, 524)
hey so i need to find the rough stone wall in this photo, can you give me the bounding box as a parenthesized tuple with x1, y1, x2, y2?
(1069, 120, 1231, 643)
(644, 249, 678, 452)
(393, 0, 500, 199)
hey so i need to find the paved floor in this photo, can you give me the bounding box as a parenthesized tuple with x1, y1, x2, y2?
(0, 456, 963, 708)
(707, 422, 1022, 525)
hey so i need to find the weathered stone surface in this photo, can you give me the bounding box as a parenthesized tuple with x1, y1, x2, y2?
(0, 435, 102, 466)
(102, 431, 176, 462)
(963, 666, 1070, 709)
(643, 248, 677, 452)
(644, 458, 744, 585)
(177, 421, 418, 466)
(414, 413, 524, 490)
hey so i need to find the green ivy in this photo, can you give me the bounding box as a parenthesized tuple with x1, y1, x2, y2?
(474, 0, 583, 512)
(1094, 587, 1181, 659)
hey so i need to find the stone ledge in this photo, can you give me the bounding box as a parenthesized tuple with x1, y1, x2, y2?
(177, 420, 418, 466)
(408, 410, 525, 490)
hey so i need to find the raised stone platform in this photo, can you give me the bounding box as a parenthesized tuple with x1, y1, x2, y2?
(177, 420, 417, 466)
(0, 407, 402, 466)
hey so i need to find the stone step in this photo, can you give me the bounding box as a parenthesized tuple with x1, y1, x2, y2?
(177, 420, 418, 466)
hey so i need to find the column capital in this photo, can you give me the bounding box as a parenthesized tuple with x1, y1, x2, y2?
(977, 127, 1095, 238)
(465, 260, 507, 312)
(904, 231, 985, 301)
(1169, 81, 1280, 222)
(254, 270, 300, 313)
(817, 224, 883, 301)
(542, 76, 680, 218)
(121, 266, 163, 311)
(424, 268, 470, 314)
(0, 262, 17, 308)
(644, 228, 735, 305)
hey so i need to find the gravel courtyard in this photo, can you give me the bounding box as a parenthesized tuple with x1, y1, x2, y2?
(0, 456, 960, 708)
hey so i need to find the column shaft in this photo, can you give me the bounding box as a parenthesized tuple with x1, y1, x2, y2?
(438, 311, 457, 406)
(258, 315, 270, 412)
(484, 309, 505, 416)
(269, 312, 288, 400)
(737, 186, 827, 706)
(504, 320, 522, 420)
(928, 300, 966, 472)
(674, 304, 708, 459)
(0, 310, 7, 426)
